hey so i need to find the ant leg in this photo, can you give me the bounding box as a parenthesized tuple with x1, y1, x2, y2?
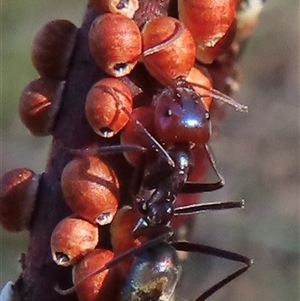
(181, 181, 224, 193)
(119, 105, 175, 168)
(131, 150, 147, 196)
(181, 144, 225, 193)
(186, 80, 248, 112)
(55, 232, 172, 296)
(174, 200, 244, 216)
(171, 241, 253, 301)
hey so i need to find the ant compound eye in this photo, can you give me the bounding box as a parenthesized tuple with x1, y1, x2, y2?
(165, 108, 173, 117)
(98, 127, 114, 138)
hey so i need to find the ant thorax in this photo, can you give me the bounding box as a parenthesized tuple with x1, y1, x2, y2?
(134, 144, 194, 227)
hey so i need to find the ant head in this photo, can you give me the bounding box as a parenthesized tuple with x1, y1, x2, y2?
(154, 78, 211, 146)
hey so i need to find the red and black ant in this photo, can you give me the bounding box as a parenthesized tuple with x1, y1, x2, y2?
(120, 77, 248, 232)
(58, 77, 252, 300)
(117, 78, 252, 300)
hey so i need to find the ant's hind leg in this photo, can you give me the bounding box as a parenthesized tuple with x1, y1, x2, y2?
(171, 241, 253, 301)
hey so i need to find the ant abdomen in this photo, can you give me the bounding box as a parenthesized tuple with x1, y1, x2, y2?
(120, 242, 180, 301)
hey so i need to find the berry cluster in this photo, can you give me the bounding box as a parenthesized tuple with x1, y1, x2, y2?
(1, 0, 265, 301)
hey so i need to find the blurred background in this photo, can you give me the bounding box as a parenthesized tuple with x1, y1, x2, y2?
(1, 1, 299, 301)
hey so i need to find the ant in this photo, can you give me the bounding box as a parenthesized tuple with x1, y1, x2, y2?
(58, 77, 252, 300)
(120, 77, 248, 232)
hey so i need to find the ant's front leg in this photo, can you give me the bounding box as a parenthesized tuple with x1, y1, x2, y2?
(171, 241, 253, 301)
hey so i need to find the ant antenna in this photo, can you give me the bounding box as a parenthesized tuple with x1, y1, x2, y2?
(122, 107, 175, 168)
(187, 80, 248, 112)
(101, 86, 176, 168)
